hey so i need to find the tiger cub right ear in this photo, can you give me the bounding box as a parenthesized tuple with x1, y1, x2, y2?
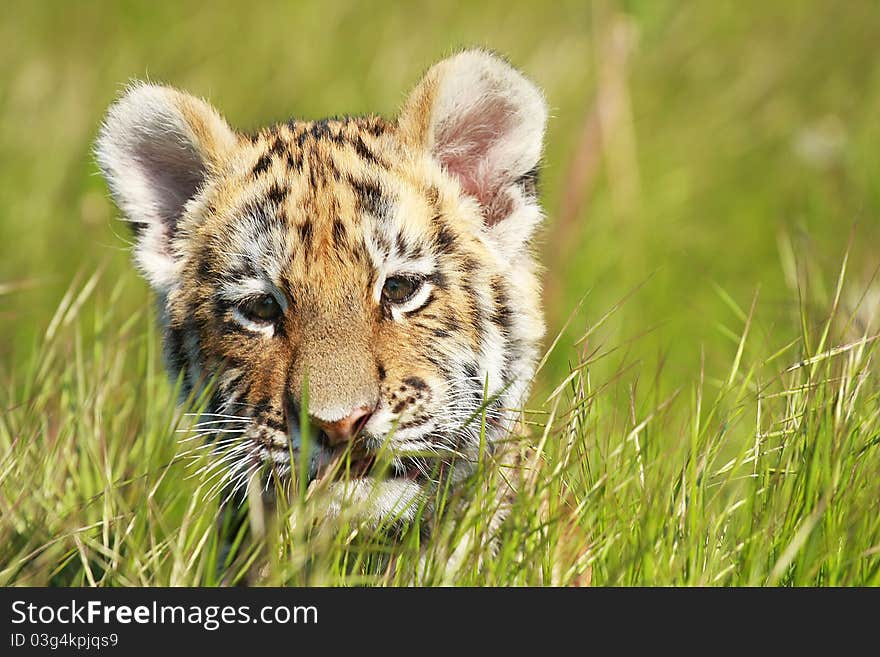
(95, 83, 238, 292)
(397, 49, 548, 252)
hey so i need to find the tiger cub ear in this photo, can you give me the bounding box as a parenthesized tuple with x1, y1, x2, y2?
(95, 83, 238, 291)
(398, 49, 548, 250)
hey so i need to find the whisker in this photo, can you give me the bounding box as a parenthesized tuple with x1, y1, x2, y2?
(221, 465, 256, 508)
(180, 419, 252, 428)
(183, 412, 251, 420)
(176, 439, 248, 458)
(176, 428, 249, 437)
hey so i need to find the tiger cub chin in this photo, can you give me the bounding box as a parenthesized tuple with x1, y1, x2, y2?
(96, 49, 548, 540)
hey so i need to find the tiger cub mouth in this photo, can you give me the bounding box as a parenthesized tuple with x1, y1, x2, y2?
(288, 425, 431, 485)
(313, 447, 425, 483)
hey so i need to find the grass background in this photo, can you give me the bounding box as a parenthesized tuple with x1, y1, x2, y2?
(2, 0, 879, 585)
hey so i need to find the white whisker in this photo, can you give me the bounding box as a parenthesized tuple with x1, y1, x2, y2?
(183, 412, 251, 420)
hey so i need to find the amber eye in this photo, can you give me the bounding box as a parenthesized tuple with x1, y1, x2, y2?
(382, 276, 420, 304)
(240, 294, 282, 322)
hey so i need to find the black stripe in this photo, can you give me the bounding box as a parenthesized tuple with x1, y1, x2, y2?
(517, 166, 540, 198)
(463, 281, 486, 347)
(164, 325, 188, 380)
(460, 256, 479, 274)
(426, 271, 447, 291)
(263, 414, 286, 432)
(265, 183, 288, 206)
(353, 135, 381, 167)
(219, 260, 261, 284)
(332, 218, 347, 249)
(358, 116, 390, 138)
(252, 154, 272, 176)
(298, 221, 313, 252)
(434, 223, 457, 254)
(490, 278, 514, 336)
(348, 175, 387, 218)
(403, 376, 428, 391)
(196, 253, 213, 281)
(251, 397, 273, 420)
(270, 137, 286, 156)
(309, 119, 335, 141)
(287, 151, 303, 171)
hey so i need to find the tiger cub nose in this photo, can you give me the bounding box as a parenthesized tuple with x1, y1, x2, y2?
(311, 407, 373, 446)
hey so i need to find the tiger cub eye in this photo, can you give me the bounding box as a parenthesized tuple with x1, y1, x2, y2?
(382, 276, 420, 304)
(242, 294, 282, 322)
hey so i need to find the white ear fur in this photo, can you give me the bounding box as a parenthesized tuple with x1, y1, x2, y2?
(399, 50, 548, 249)
(95, 83, 237, 291)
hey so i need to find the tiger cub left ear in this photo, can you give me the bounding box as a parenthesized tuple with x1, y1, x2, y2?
(398, 49, 548, 249)
(95, 84, 238, 292)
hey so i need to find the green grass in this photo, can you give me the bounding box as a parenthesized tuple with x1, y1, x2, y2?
(2, 1, 880, 585)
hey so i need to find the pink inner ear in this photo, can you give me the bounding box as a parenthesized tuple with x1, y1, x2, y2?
(434, 97, 516, 227)
(138, 137, 206, 230)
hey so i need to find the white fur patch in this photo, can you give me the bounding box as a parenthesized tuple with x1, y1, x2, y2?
(323, 478, 424, 524)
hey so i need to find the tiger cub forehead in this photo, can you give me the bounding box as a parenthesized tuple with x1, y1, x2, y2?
(188, 116, 490, 307)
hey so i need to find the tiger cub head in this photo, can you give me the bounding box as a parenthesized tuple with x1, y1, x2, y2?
(96, 50, 548, 523)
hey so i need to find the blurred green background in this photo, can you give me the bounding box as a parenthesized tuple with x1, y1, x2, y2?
(2, 0, 879, 391)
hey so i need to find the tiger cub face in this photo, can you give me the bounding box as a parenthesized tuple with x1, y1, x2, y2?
(96, 50, 547, 523)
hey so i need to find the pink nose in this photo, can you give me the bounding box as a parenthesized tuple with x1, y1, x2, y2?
(311, 406, 373, 446)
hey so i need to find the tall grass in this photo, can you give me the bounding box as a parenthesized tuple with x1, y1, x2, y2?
(2, 247, 878, 586)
